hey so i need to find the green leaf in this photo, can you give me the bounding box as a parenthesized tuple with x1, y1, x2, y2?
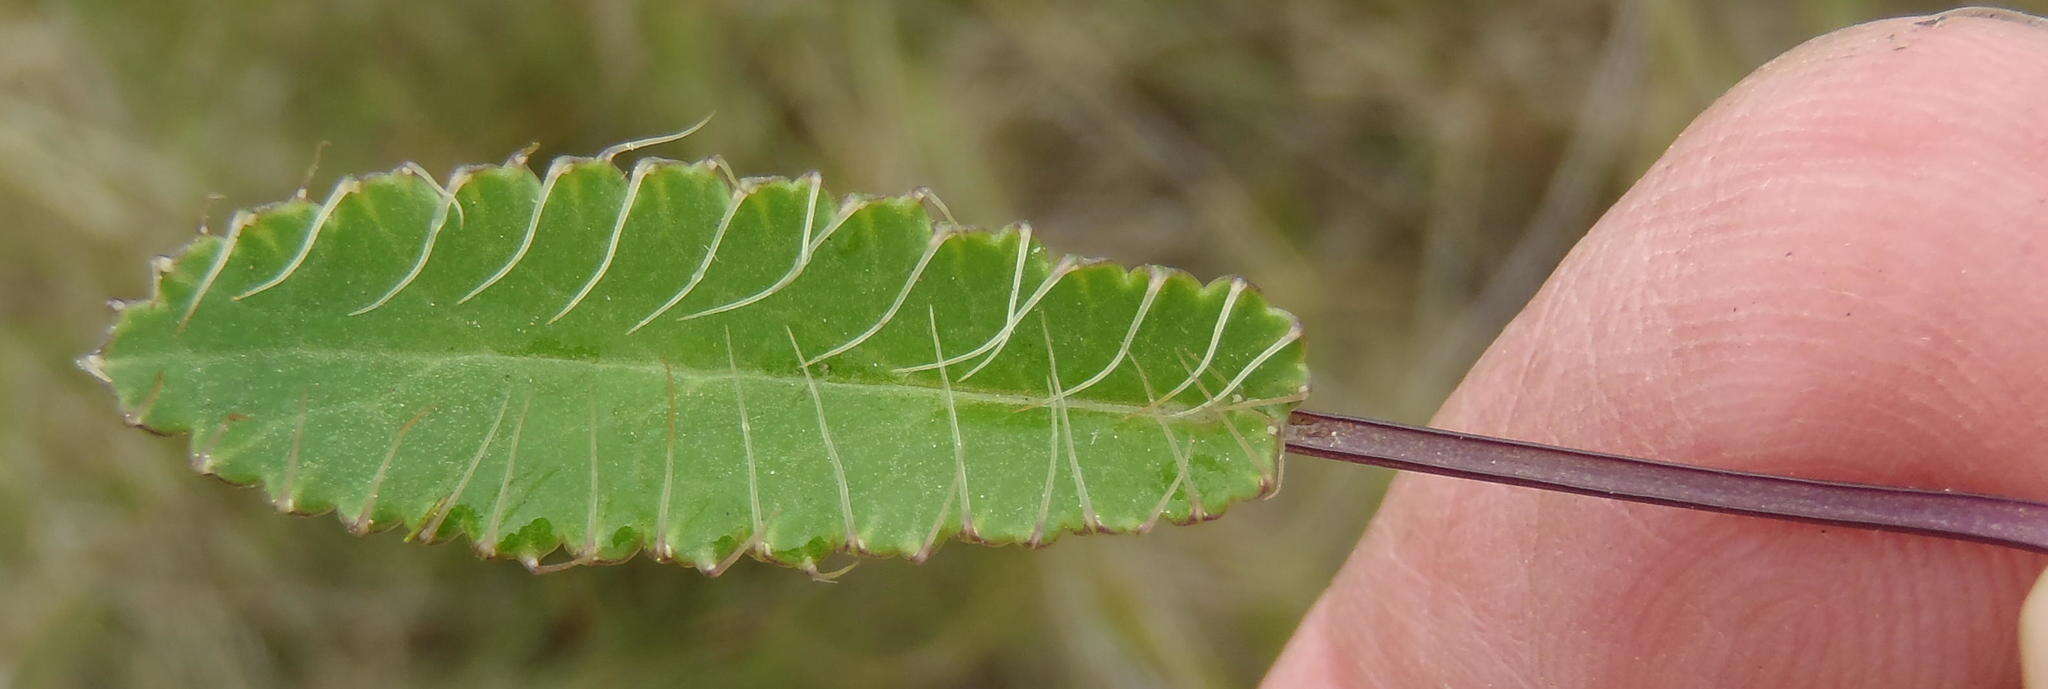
(83, 137, 1308, 574)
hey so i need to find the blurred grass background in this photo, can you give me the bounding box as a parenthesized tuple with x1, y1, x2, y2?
(2, 1, 2036, 686)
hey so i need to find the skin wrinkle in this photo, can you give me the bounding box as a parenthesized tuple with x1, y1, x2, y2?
(1629, 35, 2035, 477)
(1605, 248, 1663, 449)
(1679, 322, 1960, 478)
(1268, 11, 2048, 688)
(1643, 272, 1712, 458)
(1785, 236, 2037, 475)
(1610, 527, 1771, 671)
(1501, 271, 1562, 425)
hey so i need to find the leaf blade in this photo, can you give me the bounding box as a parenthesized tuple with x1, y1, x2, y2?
(93, 148, 1309, 573)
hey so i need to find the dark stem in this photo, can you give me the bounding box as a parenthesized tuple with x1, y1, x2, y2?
(1283, 409, 2048, 555)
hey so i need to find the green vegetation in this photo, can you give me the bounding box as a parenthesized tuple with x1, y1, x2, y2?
(1, 1, 1991, 686)
(91, 136, 1305, 573)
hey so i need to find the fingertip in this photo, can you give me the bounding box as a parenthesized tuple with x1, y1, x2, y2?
(2024, 566, 2048, 688)
(1263, 612, 1353, 689)
(1278, 7, 2048, 686)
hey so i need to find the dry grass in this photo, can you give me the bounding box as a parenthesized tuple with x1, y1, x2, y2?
(0, 1, 2009, 686)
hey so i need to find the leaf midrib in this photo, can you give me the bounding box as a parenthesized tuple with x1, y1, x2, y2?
(111, 345, 1224, 419)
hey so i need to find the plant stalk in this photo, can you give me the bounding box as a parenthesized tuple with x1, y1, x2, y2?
(1283, 410, 2048, 554)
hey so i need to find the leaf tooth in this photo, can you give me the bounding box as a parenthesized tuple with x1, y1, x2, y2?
(235, 178, 356, 301)
(675, 173, 832, 322)
(1027, 377, 1062, 548)
(190, 414, 242, 476)
(801, 227, 949, 366)
(578, 395, 603, 561)
(894, 244, 1064, 376)
(703, 530, 758, 578)
(927, 306, 975, 536)
(1170, 321, 1303, 419)
(353, 405, 436, 535)
(1044, 321, 1100, 533)
(911, 482, 958, 564)
(1133, 360, 1206, 524)
(123, 371, 167, 429)
(701, 154, 742, 190)
(273, 390, 311, 513)
(1048, 265, 1168, 402)
(1178, 359, 1276, 495)
(906, 186, 961, 228)
(805, 190, 874, 254)
(959, 267, 1082, 378)
(351, 165, 471, 316)
(725, 327, 766, 557)
(1137, 453, 1189, 534)
(1135, 277, 1247, 414)
(459, 158, 576, 304)
(75, 353, 111, 383)
(177, 210, 252, 331)
(654, 360, 681, 562)
(415, 391, 511, 544)
(627, 184, 750, 333)
(480, 394, 534, 558)
(787, 327, 861, 552)
(549, 157, 658, 324)
(502, 141, 540, 168)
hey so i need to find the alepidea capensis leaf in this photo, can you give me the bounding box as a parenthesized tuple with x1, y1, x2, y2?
(82, 132, 1309, 575)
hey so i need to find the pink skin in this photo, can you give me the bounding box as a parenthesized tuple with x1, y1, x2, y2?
(1267, 9, 2048, 688)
